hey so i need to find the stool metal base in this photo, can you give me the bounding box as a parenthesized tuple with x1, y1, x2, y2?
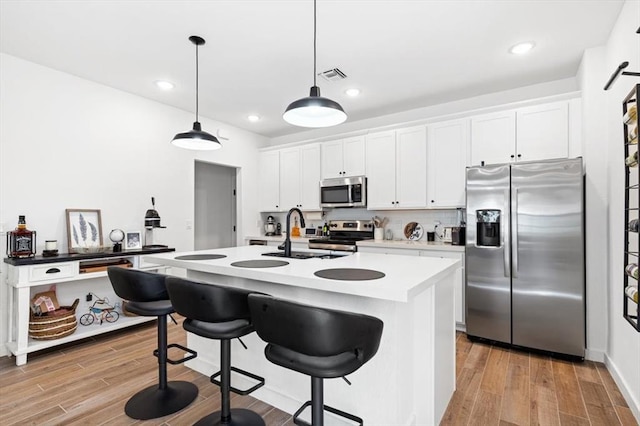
(124, 380, 198, 420)
(194, 408, 266, 426)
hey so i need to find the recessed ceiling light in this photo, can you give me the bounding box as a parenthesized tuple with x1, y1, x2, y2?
(247, 115, 260, 122)
(345, 88, 361, 97)
(509, 42, 535, 55)
(155, 80, 175, 90)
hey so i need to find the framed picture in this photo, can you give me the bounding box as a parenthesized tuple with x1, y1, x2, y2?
(66, 209, 103, 251)
(125, 231, 142, 250)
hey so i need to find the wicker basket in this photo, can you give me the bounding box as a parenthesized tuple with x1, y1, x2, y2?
(29, 299, 79, 340)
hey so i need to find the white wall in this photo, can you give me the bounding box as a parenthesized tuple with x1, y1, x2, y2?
(603, 0, 640, 419)
(577, 46, 609, 362)
(0, 53, 269, 355)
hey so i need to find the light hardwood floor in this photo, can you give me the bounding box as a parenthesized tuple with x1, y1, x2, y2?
(442, 332, 638, 426)
(0, 322, 637, 426)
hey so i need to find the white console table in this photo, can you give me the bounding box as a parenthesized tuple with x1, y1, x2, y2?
(3, 248, 174, 365)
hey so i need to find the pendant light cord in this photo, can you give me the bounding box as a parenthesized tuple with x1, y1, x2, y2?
(195, 41, 199, 121)
(313, 0, 317, 87)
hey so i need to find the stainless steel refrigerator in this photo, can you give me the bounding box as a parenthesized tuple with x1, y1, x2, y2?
(465, 158, 585, 358)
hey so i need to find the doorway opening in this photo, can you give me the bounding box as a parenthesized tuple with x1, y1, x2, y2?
(194, 161, 237, 249)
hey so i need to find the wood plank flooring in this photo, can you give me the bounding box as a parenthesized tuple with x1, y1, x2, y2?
(441, 332, 638, 426)
(0, 322, 636, 425)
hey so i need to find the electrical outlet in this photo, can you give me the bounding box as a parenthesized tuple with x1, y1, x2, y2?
(186, 220, 193, 230)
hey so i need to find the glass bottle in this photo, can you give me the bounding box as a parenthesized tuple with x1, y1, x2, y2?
(8, 215, 36, 258)
(291, 217, 301, 237)
(625, 151, 638, 168)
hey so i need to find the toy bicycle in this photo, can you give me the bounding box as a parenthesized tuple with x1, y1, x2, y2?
(79, 295, 119, 325)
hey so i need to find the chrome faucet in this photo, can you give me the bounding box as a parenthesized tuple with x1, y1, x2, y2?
(282, 207, 305, 257)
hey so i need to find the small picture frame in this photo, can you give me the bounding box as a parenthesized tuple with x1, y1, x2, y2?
(125, 231, 142, 250)
(66, 209, 103, 251)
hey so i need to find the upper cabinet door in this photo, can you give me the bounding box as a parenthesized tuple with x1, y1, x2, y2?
(300, 144, 321, 210)
(470, 110, 516, 166)
(279, 147, 302, 210)
(396, 126, 427, 208)
(259, 150, 280, 212)
(516, 101, 569, 162)
(321, 140, 345, 179)
(342, 136, 366, 177)
(365, 131, 397, 209)
(427, 119, 470, 208)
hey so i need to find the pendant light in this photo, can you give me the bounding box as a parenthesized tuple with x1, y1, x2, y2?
(171, 35, 221, 150)
(283, 0, 347, 128)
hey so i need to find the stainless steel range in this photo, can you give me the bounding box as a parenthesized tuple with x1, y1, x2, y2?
(308, 220, 374, 252)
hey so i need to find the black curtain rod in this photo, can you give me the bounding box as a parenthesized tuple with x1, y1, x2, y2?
(604, 61, 640, 91)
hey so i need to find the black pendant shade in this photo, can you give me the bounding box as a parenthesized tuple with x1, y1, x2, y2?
(171, 36, 221, 151)
(283, 0, 347, 128)
(283, 86, 347, 128)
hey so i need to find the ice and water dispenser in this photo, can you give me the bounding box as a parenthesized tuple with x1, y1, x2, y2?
(476, 210, 501, 247)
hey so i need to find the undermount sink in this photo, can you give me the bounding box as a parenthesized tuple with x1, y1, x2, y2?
(262, 251, 346, 260)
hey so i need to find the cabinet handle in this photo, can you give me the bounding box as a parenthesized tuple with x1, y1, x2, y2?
(517, 154, 522, 158)
(391, 201, 395, 205)
(46, 268, 61, 274)
(510, 154, 515, 159)
(431, 200, 435, 203)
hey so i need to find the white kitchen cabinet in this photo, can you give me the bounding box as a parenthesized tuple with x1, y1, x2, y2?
(470, 110, 516, 166)
(470, 100, 571, 166)
(299, 144, 321, 210)
(278, 147, 301, 210)
(420, 250, 465, 326)
(427, 119, 470, 208)
(259, 150, 281, 212)
(260, 144, 321, 212)
(366, 126, 427, 209)
(516, 101, 569, 161)
(321, 136, 366, 179)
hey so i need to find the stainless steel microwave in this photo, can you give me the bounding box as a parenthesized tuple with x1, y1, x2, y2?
(320, 176, 367, 208)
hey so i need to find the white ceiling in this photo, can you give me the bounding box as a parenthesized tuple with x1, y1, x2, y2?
(0, 0, 624, 138)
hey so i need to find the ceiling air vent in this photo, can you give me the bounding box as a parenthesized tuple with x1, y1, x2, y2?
(318, 68, 347, 82)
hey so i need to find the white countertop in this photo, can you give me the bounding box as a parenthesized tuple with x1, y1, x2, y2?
(145, 245, 459, 303)
(357, 239, 465, 252)
(245, 235, 465, 252)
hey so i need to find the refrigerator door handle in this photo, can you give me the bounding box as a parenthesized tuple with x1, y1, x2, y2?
(512, 188, 518, 278)
(503, 189, 510, 278)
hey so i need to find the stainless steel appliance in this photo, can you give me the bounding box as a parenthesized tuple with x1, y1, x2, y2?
(465, 158, 585, 358)
(143, 197, 168, 249)
(320, 176, 367, 208)
(264, 215, 276, 236)
(308, 220, 374, 252)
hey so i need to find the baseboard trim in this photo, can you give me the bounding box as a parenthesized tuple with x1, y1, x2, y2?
(585, 348, 605, 362)
(604, 354, 640, 423)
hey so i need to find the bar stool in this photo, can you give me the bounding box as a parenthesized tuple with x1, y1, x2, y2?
(165, 277, 266, 426)
(247, 294, 384, 426)
(107, 267, 198, 420)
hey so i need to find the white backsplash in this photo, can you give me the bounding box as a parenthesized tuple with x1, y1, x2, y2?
(259, 208, 464, 241)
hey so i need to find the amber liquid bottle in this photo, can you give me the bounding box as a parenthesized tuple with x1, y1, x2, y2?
(8, 215, 36, 258)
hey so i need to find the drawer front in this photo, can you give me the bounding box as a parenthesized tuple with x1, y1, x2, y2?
(29, 262, 77, 282)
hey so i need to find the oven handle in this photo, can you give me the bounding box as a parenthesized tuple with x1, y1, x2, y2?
(308, 242, 357, 252)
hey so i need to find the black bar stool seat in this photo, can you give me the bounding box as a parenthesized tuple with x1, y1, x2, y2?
(107, 267, 198, 420)
(248, 294, 384, 426)
(166, 277, 266, 426)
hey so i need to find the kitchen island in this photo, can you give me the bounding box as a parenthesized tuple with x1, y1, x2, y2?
(145, 245, 460, 425)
